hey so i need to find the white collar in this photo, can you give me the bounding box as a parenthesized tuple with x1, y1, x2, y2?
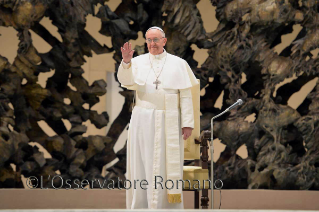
(149, 49, 167, 60)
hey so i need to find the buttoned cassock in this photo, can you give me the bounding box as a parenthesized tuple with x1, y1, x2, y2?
(117, 49, 198, 209)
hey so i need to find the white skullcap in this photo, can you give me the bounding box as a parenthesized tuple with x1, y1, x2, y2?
(145, 26, 165, 38)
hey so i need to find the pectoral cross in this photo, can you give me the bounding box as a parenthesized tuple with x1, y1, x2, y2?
(153, 78, 161, 89)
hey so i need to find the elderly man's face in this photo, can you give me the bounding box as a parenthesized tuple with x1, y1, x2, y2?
(145, 29, 167, 55)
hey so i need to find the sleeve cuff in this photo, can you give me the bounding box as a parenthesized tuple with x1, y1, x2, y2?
(122, 60, 131, 69)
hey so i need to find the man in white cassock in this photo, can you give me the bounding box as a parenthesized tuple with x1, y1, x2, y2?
(117, 26, 199, 209)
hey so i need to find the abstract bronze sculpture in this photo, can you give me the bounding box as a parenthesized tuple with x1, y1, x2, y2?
(0, 0, 318, 190)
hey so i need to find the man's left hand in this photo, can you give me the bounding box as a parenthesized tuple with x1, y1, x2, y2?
(182, 127, 193, 140)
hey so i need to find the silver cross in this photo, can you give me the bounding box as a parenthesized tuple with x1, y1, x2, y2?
(153, 79, 161, 89)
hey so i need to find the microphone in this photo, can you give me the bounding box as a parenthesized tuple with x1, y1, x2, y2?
(209, 98, 243, 209)
(212, 99, 244, 120)
(226, 99, 243, 111)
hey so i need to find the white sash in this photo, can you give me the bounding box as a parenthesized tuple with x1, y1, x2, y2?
(135, 92, 182, 205)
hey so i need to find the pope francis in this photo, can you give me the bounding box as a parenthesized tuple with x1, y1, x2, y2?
(117, 26, 199, 209)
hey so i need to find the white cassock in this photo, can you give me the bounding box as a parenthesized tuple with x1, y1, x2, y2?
(117, 49, 199, 209)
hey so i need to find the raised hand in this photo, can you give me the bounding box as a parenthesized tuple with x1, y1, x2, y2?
(121, 42, 135, 63)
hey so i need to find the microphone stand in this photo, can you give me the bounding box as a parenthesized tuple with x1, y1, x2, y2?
(210, 99, 243, 209)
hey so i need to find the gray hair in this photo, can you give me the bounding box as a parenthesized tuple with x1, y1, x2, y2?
(145, 26, 165, 38)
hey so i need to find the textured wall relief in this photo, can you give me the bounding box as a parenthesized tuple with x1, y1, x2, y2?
(0, 0, 318, 190)
(0, 0, 112, 188)
(204, 0, 319, 189)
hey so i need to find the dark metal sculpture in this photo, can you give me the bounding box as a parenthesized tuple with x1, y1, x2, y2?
(207, 0, 319, 189)
(0, 0, 318, 190)
(0, 0, 112, 188)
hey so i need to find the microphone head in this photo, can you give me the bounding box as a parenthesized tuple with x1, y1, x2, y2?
(238, 99, 243, 105)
